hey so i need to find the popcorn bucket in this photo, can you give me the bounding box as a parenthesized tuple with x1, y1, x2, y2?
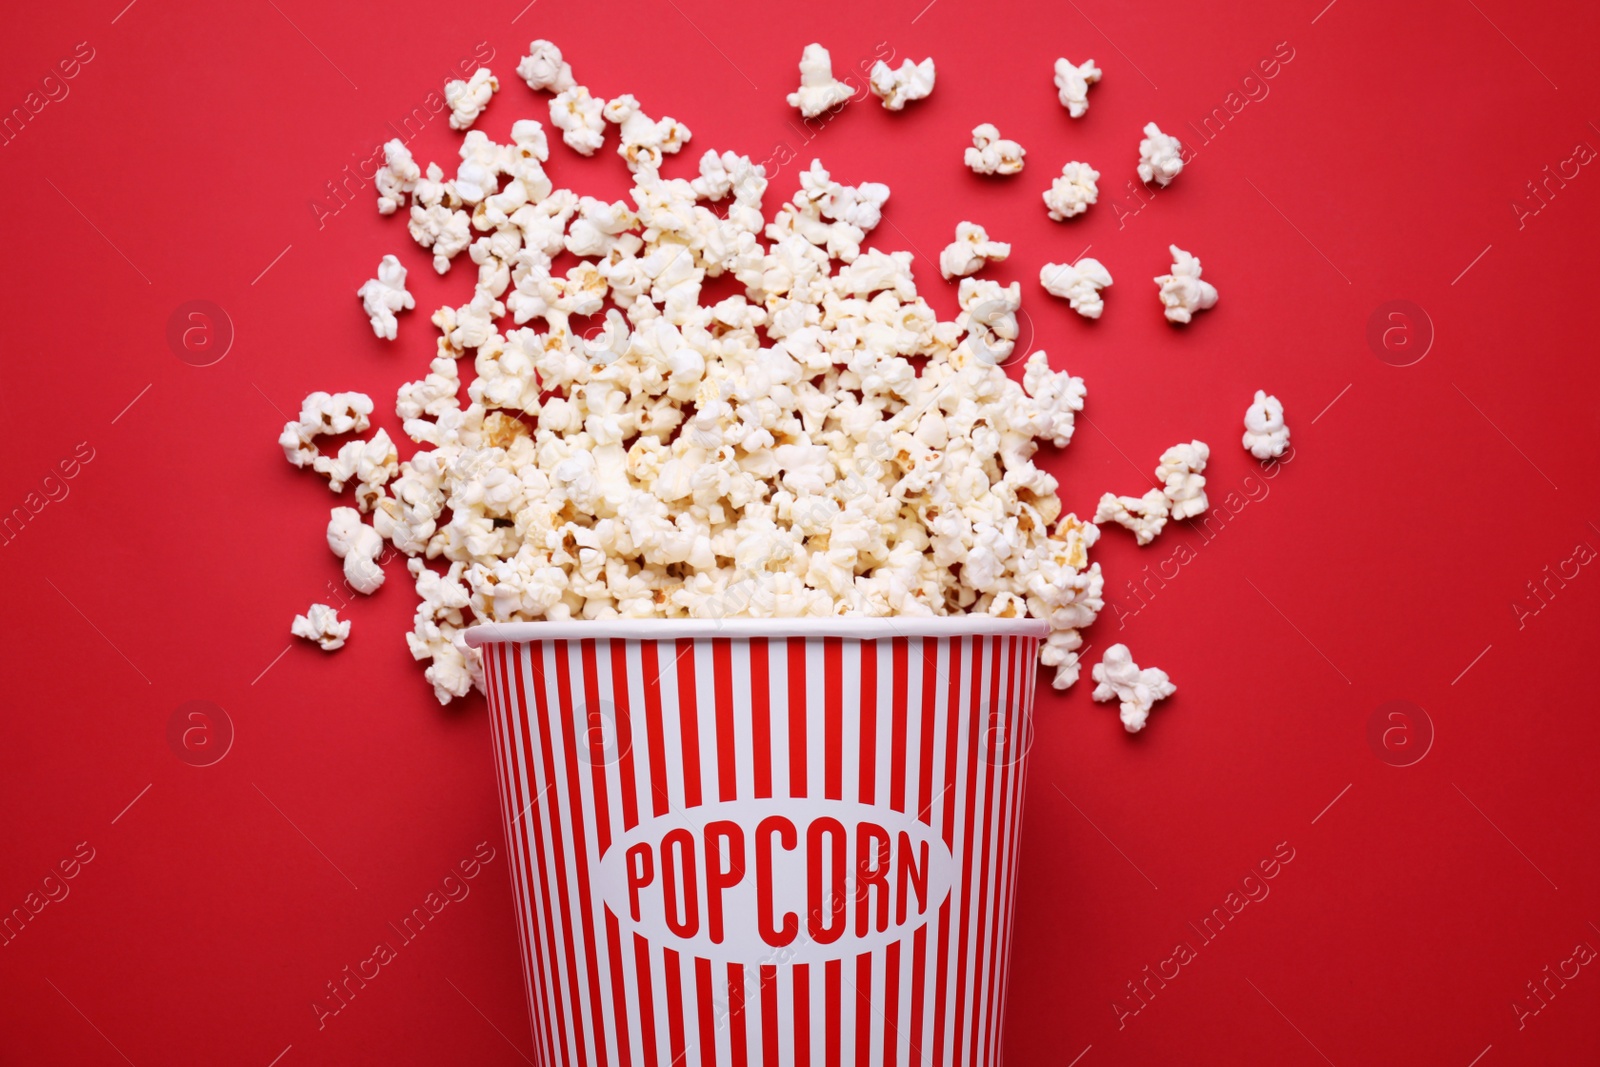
(464, 618, 1048, 1067)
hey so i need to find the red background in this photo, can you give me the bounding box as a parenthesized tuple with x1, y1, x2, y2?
(2, 0, 1597, 1063)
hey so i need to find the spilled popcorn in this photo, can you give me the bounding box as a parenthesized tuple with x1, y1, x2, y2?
(281, 65, 1102, 702)
(278, 39, 1280, 729)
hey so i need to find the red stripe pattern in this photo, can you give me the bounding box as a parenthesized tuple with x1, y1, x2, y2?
(480, 632, 1041, 1067)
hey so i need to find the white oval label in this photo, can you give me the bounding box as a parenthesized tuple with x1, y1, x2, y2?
(596, 799, 955, 965)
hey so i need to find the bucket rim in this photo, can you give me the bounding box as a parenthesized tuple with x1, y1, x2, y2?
(463, 616, 1051, 647)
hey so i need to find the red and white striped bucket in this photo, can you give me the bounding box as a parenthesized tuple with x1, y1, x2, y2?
(464, 618, 1047, 1067)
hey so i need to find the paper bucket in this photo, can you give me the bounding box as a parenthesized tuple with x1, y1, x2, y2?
(463, 618, 1048, 1067)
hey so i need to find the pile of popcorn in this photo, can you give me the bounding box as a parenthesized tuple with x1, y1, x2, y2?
(279, 40, 1110, 707)
(279, 39, 1289, 734)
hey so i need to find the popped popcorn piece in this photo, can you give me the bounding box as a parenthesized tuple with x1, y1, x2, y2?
(965, 123, 1025, 175)
(375, 139, 420, 215)
(1137, 121, 1184, 186)
(603, 94, 691, 171)
(291, 603, 350, 651)
(405, 557, 479, 704)
(517, 39, 574, 93)
(356, 254, 415, 340)
(445, 68, 499, 131)
(550, 86, 607, 155)
(1052, 57, 1101, 118)
(1039, 258, 1113, 319)
(1092, 643, 1175, 733)
(512, 115, 549, 154)
(1156, 440, 1210, 519)
(453, 136, 501, 204)
(1022, 350, 1085, 447)
(1042, 161, 1099, 220)
(1242, 390, 1289, 460)
(1093, 489, 1170, 545)
(868, 57, 935, 110)
(327, 506, 386, 594)
(1040, 628, 1087, 689)
(278, 391, 374, 469)
(311, 427, 398, 512)
(938, 221, 1010, 279)
(957, 277, 1021, 364)
(787, 43, 854, 118)
(1155, 245, 1218, 324)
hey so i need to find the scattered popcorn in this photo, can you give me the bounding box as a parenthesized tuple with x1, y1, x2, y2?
(1042, 161, 1099, 220)
(1092, 643, 1175, 733)
(550, 86, 607, 155)
(965, 123, 1025, 175)
(357, 255, 416, 341)
(1039, 258, 1113, 319)
(278, 392, 374, 469)
(516, 39, 574, 93)
(938, 221, 1010, 279)
(603, 94, 691, 171)
(869, 57, 935, 110)
(1155, 245, 1218, 324)
(1242, 389, 1289, 460)
(291, 603, 351, 651)
(1137, 122, 1184, 186)
(327, 506, 386, 595)
(787, 44, 854, 118)
(1052, 57, 1101, 118)
(1157, 440, 1210, 519)
(375, 140, 420, 216)
(284, 41, 1298, 706)
(445, 68, 499, 131)
(1093, 489, 1169, 545)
